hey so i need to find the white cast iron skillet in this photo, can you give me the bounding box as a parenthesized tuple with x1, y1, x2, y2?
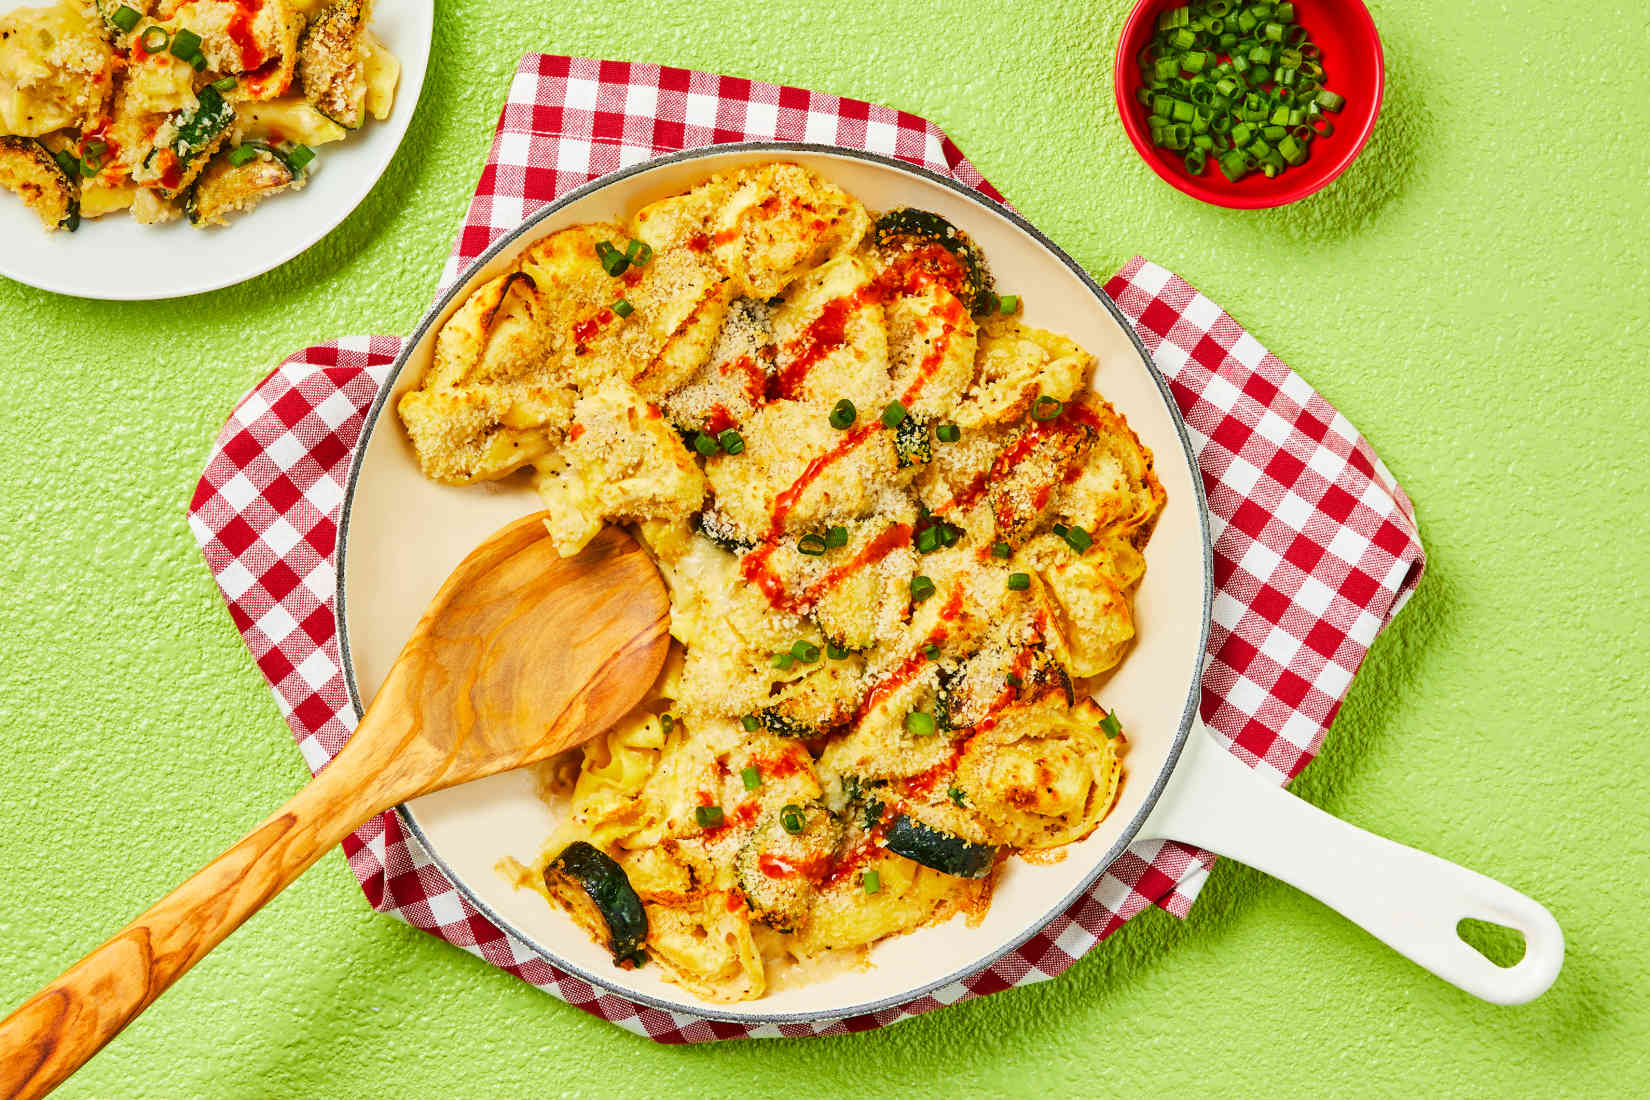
(336, 143, 1563, 1022)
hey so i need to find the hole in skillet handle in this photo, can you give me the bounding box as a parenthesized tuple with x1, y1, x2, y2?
(1456, 917, 1528, 969)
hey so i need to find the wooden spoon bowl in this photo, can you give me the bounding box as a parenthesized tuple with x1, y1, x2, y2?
(0, 515, 669, 1099)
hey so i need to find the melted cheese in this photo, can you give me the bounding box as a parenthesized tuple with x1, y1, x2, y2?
(398, 162, 1165, 1002)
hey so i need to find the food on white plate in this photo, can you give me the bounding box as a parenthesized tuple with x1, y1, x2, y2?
(398, 163, 1165, 1001)
(0, 0, 398, 230)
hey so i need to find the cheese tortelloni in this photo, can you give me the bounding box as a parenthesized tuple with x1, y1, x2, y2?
(956, 695, 1124, 850)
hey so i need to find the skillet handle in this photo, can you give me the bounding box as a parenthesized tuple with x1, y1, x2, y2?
(1139, 723, 1564, 1005)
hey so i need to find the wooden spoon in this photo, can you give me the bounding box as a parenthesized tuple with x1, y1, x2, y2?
(0, 515, 670, 1099)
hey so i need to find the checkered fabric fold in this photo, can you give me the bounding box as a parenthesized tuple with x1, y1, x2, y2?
(186, 56, 1424, 1042)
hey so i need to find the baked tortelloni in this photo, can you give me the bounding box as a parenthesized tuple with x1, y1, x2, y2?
(0, 0, 397, 230)
(399, 163, 1165, 1003)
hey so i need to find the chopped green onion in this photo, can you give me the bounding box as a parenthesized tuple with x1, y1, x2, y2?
(718, 428, 744, 454)
(904, 711, 936, 737)
(1100, 712, 1123, 739)
(167, 28, 201, 60)
(780, 804, 806, 834)
(693, 432, 718, 456)
(624, 239, 652, 266)
(824, 525, 848, 549)
(915, 526, 940, 554)
(1062, 526, 1093, 553)
(997, 294, 1020, 315)
(52, 150, 80, 178)
(826, 641, 850, 660)
(611, 297, 635, 318)
(910, 575, 936, 602)
(741, 765, 762, 790)
(741, 714, 760, 732)
(772, 652, 795, 670)
(862, 869, 881, 894)
(1032, 395, 1063, 421)
(594, 239, 629, 277)
(1135, 6, 1341, 184)
(880, 400, 908, 429)
(211, 75, 238, 93)
(660, 713, 674, 733)
(286, 144, 315, 172)
(923, 643, 941, 661)
(937, 523, 959, 547)
(828, 398, 856, 430)
(1006, 673, 1023, 688)
(188, 51, 207, 71)
(936, 423, 961, 443)
(1007, 572, 1030, 591)
(792, 640, 821, 663)
(140, 25, 169, 52)
(947, 785, 967, 808)
(81, 140, 107, 170)
(991, 541, 1012, 559)
(110, 4, 140, 32)
(797, 533, 828, 556)
(695, 805, 725, 828)
(225, 144, 259, 168)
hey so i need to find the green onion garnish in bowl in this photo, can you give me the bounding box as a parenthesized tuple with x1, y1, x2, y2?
(1115, 0, 1385, 207)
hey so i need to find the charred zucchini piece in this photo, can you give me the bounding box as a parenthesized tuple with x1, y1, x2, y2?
(0, 137, 79, 231)
(735, 802, 842, 931)
(755, 709, 819, 739)
(175, 86, 236, 160)
(185, 146, 296, 227)
(544, 841, 648, 967)
(298, 0, 371, 129)
(152, 85, 236, 197)
(694, 508, 753, 553)
(872, 208, 994, 313)
(894, 412, 931, 468)
(933, 663, 961, 732)
(883, 813, 997, 879)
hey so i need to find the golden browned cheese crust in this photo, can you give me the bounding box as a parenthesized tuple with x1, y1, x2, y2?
(397, 163, 1163, 1002)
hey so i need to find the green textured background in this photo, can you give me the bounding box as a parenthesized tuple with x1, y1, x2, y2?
(2, 0, 1647, 1095)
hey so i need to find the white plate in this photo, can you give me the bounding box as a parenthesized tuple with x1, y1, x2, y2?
(0, 0, 432, 300)
(337, 145, 1211, 1023)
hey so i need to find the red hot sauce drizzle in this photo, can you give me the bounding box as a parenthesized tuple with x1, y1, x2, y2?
(736, 245, 978, 611)
(225, 0, 268, 69)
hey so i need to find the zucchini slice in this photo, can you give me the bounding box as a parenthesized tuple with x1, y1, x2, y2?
(0, 137, 80, 231)
(298, 0, 372, 130)
(694, 508, 754, 553)
(544, 842, 648, 967)
(754, 708, 819, 739)
(872, 208, 995, 314)
(735, 803, 842, 931)
(185, 146, 298, 227)
(893, 412, 931, 468)
(149, 85, 236, 198)
(883, 813, 997, 879)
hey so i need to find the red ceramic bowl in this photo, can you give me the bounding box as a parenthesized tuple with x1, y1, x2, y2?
(1115, 0, 1384, 208)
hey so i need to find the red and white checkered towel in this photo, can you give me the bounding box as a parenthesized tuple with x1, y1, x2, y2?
(187, 56, 1424, 1042)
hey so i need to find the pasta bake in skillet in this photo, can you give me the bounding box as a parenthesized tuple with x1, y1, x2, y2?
(396, 162, 1164, 1002)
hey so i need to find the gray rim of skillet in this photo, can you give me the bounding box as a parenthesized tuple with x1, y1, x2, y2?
(335, 141, 1214, 1025)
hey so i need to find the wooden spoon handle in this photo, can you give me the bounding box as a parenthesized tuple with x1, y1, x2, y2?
(0, 743, 393, 1100)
